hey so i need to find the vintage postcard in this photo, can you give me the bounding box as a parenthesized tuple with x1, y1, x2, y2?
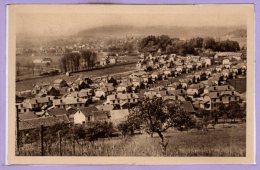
(7, 4, 255, 165)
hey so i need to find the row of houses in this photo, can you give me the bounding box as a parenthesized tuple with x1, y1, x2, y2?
(16, 51, 246, 132)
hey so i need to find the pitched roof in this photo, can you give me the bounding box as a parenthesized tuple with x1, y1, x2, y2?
(27, 96, 54, 104)
(181, 101, 195, 113)
(47, 108, 70, 116)
(189, 83, 205, 90)
(19, 115, 70, 130)
(19, 112, 38, 121)
(53, 97, 88, 105)
(215, 52, 242, 57)
(79, 106, 99, 115)
(93, 111, 110, 121)
(96, 104, 114, 111)
(208, 85, 234, 92)
(107, 93, 139, 101)
(53, 79, 66, 84)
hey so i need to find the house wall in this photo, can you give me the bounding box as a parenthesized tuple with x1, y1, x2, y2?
(74, 111, 86, 124)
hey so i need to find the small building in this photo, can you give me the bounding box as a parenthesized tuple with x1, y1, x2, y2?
(53, 79, 67, 89)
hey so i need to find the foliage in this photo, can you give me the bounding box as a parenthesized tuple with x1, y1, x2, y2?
(226, 102, 245, 122)
(128, 98, 195, 155)
(139, 35, 241, 56)
(60, 50, 97, 72)
(86, 121, 114, 141)
(117, 115, 141, 138)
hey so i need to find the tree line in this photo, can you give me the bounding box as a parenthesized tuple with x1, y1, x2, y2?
(60, 50, 97, 73)
(138, 35, 241, 55)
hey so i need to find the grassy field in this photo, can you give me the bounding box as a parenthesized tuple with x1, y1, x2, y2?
(18, 123, 246, 157)
(16, 63, 137, 91)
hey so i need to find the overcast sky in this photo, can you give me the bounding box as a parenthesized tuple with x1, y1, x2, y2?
(15, 5, 249, 37)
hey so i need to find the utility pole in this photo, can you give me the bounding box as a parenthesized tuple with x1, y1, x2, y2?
(40, 125, 44, 156)
(58, 130, 62, 156)
(16, 110, 20, 155)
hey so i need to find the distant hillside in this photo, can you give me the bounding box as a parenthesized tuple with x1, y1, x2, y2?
(225, 29, 247, 38)
(16, 25, 247, 48)
(75, 25, 246, 39)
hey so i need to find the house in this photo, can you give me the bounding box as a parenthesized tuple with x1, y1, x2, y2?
(131, 77, 141, 87)
(17, 96, 54, 113)
(179, 79, 189, 89)
(96, 104, 114, 112)
(33, 58, 52, 65)
(176, 66, 183, 73)
(47, 108, 72, 117)
(151, 72, 159, 80)
(214, 52, 242, 61)
(186, 63, 193, 71)
(109, 58, 117, 64)
(95, 86, 114, 98)
(166, 83, 179, 91)
(53, 97, 88, 109)
(167, 89, 186, 96)
(17, 90, 33, 99)
(215, 66, 222, 72)
(187, 84, 205, 98)
(100, 57, 107, 66)
(72, 107, 109, 125)
(163, 69, 171, 77)
(221, 69, 230, 80)
(204, 70, 212, 77)
(136, 62, 142, 70)
(231, 66, 239, 74)
(47, 86, 60, 96)
(141, 74, 149, 84)
(94, 89, 106, 100)
(200, 85, 240, 110)
(195, 62, 202, 70)
(106, 93, 139, 108)
(144, 90, 161, 99)
(202, 58, 211, 67)
(223, 59, 231, 69)
(74, 80, 89, 91)
(117, 86, 127, 93)
(78, 89, 93, 98)
(32, 84, 41, 94)
(53, 79, 67, 89)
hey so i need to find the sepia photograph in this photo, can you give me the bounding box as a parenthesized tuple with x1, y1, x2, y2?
(7, 4, 254, 165)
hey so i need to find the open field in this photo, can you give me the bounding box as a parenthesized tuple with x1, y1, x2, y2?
(16, 62, 137, 91)
(18, 122, 246, 157)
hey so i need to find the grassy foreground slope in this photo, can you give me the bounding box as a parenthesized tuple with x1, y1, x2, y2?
(19, 123, 246, 157)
